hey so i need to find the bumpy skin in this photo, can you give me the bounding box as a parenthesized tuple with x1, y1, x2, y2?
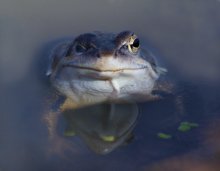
(45, 31, 166, 154)
(47, 31, 163, 107)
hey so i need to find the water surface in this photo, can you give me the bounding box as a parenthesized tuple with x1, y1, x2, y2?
(1, 0, 220, 171)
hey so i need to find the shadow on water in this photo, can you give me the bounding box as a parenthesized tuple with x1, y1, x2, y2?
(1, 0, 220, 171)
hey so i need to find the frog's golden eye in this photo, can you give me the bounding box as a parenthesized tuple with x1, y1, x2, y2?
(128, 36, 140, 53)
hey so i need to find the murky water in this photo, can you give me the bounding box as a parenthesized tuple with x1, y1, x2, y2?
(1, 0, 220, 171)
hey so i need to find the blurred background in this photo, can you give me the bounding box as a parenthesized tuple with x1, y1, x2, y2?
(0, 0, 220, 171)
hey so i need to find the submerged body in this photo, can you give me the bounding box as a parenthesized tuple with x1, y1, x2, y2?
(45, 31, 167, 154)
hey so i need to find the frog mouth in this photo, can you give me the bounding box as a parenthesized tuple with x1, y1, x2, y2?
(64, 64, 148, 72)
(63, 64, 148, 80)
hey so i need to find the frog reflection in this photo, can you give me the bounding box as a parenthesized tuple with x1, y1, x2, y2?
(62, 103, 138, 154)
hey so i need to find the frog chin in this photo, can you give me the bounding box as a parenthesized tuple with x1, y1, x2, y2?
(51, 63, 159, 106)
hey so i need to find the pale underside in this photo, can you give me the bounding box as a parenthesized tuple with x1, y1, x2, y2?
(52, 65, 158, 106)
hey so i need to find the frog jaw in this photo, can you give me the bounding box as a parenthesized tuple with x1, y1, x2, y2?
(52, 64, 158, 106)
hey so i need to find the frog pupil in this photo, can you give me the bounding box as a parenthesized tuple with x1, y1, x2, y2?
(133, 38, 139, 48)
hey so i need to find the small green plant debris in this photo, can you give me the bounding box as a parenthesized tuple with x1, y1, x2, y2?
(100, 135, 115, 142)
(178, 121, 199, 132)
(64, 130, 76, 137)
(157, 133, 172, 139)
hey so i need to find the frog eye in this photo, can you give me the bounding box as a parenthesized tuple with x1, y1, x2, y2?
(75, 44, 87, 53)
(128, 37, 140, 53)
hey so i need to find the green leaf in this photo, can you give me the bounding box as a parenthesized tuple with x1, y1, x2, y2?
(157, 133, 172, 139)
(178, 121, 199, 132)
(100, 135, 115, 142)
(64, 130, 76, 137)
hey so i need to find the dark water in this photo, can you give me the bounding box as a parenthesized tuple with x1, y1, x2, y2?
(1, 0, 220, 171)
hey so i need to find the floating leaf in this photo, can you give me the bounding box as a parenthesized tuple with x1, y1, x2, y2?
(178, 121, 199, 132)
(100, 135, 115, 142)
(64, 130, 76, 137)
(157, 133, 172, 139)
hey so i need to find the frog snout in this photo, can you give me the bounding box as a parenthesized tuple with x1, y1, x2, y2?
(96, 44, 116, 58)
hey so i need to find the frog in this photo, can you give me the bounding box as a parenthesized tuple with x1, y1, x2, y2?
(44, 31, 168, 154)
